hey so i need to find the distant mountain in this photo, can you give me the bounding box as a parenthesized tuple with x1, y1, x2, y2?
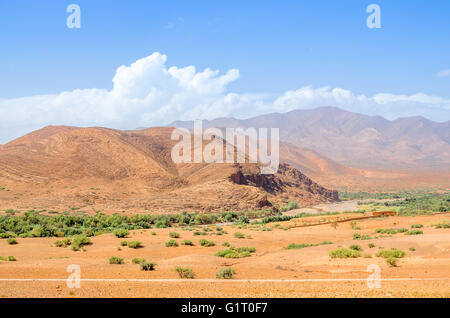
(171, 106, 450, 171)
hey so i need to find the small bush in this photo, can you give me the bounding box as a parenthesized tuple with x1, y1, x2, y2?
(375, 228, 396, 235)
(132, 258, 146, 264)
(8, 256, 16, 261)
(181, 240, 194, 246)
(120, 240, 128, 246)
(286, 243, 313, 250)
(109, 256, 124, 264)
(199, 239, 215, 247)
(409, 247, 416, 252)
(71, 236, 91, 251)
(165, 239, 178, 247)
(222, 242, 231, 247)
(234, 232, 245, 239)
(6, 238, 18, 245)
(329, 248, 360, 258)
(54, 238, 72, 248)
(411, 224, 423, 229)
(376, 248, 405, 259)
(376, 227, 408, 234)
(353, 233, 372, 240)
(349, 244, 362, 251)
(113, 229, 129, 238)
(368, 243, 375, 248)
(431, 221, 450, 229)
(127, 241, 143, 249)
(175, 266, 195, 279)
(140, 262, 156, 271)
(386, 257, 398, 267)
(215, 247, 256, 258)
(216, 267, 235, 279)
(169, 232, 180, 238)
(405, 230, 423, 235)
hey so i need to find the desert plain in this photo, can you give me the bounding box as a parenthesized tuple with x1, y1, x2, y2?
(1, 208, 449, 298)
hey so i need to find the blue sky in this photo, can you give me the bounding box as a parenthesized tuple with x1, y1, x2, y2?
(1, 0, 449, 97)
(0, 0, 449, 142)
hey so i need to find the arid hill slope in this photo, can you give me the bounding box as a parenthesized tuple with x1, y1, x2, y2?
(278, 141, 450, 191)
(0, 126, 338, 214)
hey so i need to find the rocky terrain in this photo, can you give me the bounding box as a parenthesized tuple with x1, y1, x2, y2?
(0, 126, 338, 214)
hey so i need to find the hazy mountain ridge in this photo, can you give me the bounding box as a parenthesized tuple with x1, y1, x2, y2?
(171, 106, 450, 171)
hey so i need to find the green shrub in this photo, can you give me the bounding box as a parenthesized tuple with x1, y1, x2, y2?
(199, 239, 215, 247)
(132, 258, 146, 264)
(120, 240, 128, 246)
(329, 248, 360, 258)
(368, 243, 375, 248)
(409, 247, 416, 251)
(353, 233, 372, 240)
(109, 256, 124, 264)
(280, 201, 299, 212)
(234, 232, 245, 239)
(54, 238, 72, 248)
(71, 236, 91, 251)
(286, 243, 314, 250)
(169, 232, 180, 238)
(411, 224, 423, 229)
(375, 228, 396, 234)
(181, 240, 194, 246)
(216, 267, 235, 279)
(0, 232, 16, 239)
(222, 242, 231, 247)
(165, 239, 178, 247)
(376, 248, 405, 259)
(405, 230, 423, 235)
(8, 256, 16, 261)
(215, 247, 255, 258)
(127, 241, 143, 249)
(113, 229, 129, 238)
(175, 266, 195, 279)
(386, 257, 398, 267)
(6, 238, 17, 245)
(431, 221, 450, 229)
(349, 244, 362, 251)
(140, 262, 156, 271)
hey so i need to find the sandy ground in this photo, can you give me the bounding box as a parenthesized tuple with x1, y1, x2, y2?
(0, 214, 449, 298)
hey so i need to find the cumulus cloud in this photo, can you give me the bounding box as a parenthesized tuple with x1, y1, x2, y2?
(0, 52, 449, 143)
(273, 86, 450, 121)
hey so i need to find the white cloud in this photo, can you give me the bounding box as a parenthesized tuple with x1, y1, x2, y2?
(0, 52, 449, 143)
(274, 86, 450, 121)
(436, 69, 450, 78)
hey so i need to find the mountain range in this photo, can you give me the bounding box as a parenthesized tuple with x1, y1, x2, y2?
(0, 106, 448, 214)
(172, 106, 450, 172)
